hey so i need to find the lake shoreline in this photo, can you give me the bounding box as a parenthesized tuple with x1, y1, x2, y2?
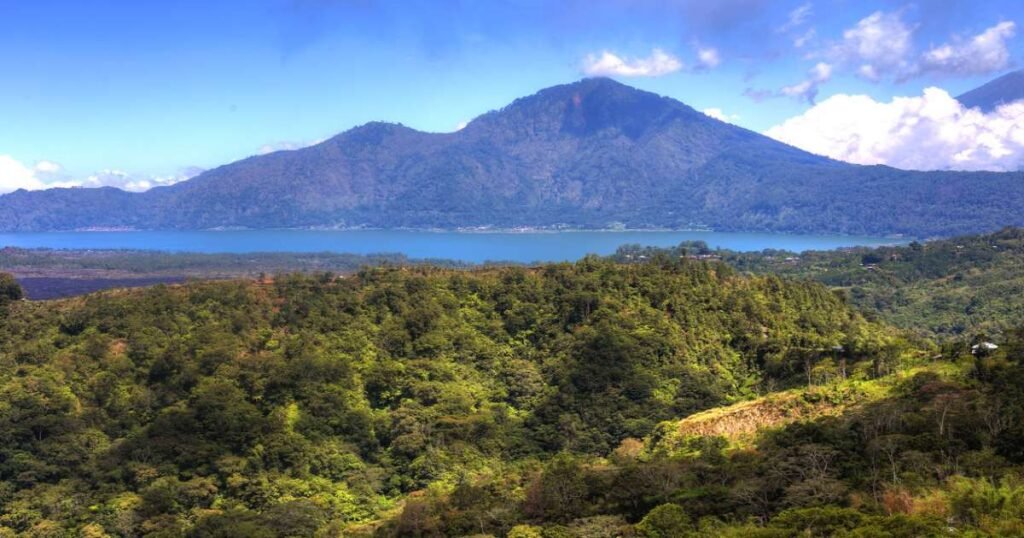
(0, 229, 909, 300)
(0, 230, 907, 264)
(61, 225, 911, 240)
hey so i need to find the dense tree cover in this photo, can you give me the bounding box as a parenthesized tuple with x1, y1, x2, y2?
(615, 227, 1024, 339)
(9, 227, 1024, 336)
(376, 335, 1024, 537)
(0, 259, 910, 536)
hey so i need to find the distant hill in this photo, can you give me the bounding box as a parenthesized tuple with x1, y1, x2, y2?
(957, 69, 1024, 112)
(3, 78, 1024, 236)
(615, 227, 1024, 338)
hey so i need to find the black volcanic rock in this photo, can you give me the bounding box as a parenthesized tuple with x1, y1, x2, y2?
(957, 69, 1024, 112)
(2, 78, 1024, 237)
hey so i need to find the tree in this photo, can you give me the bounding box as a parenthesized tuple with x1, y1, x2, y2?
(188, 509, 275, 538)
(523, 455, 588, 523)
(508, 525, 544, 538)
(0, 273, 22, 306)
(636, 504, 691, 538)
(770, 507, 864, 535)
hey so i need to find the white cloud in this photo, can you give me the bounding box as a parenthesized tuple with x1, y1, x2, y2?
(703, 108, 739, 123)
(793, 28, 816, 48)
(779, 2, 813, 33)
(0, 156, 200, 194)
(34, 160, 62, 174)
(765, 88, 1024, 171)
(777, 3, 815, 48)
(856, 64, 878, 80)
(257, 138, 325, 155)
(76, 169, 197, 192)
(780, 62, 833, 103)
(758, 12, 1014, 104)
(696, 47, 721, 69)
(581, 48, 683, 77)
(832, 11, 915, 81)
(921, 21, 1016, 76)
(0, 156, 48, 193)
(823, 13, 1016, 82)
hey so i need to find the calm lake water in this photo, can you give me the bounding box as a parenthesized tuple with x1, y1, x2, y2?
(0, 230, 902, 263)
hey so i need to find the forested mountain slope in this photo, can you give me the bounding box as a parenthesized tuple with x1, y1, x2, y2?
(3, 258, 1024, 536)
(614, 227, 1024, 338)
(3, 78, 1024, 236)
(0, 258, 917, 536)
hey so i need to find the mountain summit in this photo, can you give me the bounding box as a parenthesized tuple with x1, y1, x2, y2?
(957, 69, 1024, 112)
(2, 78, 1023, 236)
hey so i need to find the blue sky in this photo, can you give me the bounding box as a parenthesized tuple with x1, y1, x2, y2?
(1, 0, 1022, 190)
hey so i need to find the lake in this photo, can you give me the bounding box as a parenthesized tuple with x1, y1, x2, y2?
(0, 230, 903, 263)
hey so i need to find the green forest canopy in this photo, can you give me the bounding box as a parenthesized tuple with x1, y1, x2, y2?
(0, 257, 1022, 536)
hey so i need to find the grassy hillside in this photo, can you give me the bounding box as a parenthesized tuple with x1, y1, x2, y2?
(649, 362, 962, 450)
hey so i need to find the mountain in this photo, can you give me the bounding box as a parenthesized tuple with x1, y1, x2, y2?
(3, 77, 1024, 236)
(957, 69, 1024, 112)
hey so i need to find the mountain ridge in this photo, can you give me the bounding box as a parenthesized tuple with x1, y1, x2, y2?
(2, 77, 1024, 236)
(957, 68, 1024, 112)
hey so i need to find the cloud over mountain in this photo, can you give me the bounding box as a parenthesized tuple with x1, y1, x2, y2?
(581, 49, 683, 77)
(0, 156, 200, 194)
(766, 88, 1024, 171)
(0, 156, 51, 193)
